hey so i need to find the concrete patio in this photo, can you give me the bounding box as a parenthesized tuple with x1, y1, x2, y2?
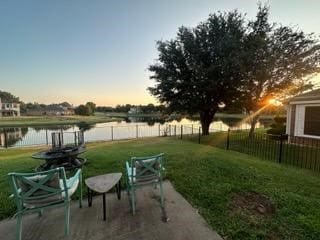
(0, 181, 222, 240)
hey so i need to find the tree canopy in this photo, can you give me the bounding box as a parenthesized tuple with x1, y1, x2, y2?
(0, 90, 20, 102)
(149, 4, 320, 135)
(239, 5, 320, 135)
(75, 102, 96, 116)
(149, 10, 247, 134)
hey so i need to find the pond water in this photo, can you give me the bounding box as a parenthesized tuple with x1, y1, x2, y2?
(0, 116, 272, 148)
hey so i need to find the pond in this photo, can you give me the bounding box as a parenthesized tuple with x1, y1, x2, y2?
(0, 116, 272, 148)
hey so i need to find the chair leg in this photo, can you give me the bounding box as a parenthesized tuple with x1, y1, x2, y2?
(79, 174, 83, 208)
(38, 209, 43, 217)
(126, 179, 132, 209)
(16, 214, 22, 240)
(159, 180, 165, 208)
(65, 202, 70, 236)
(131, 187, 136, 215)
(116, 181, 121, 200)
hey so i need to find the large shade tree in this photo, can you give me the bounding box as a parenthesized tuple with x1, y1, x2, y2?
(148, 11, 247, 135)
(240, 5, 320, 136)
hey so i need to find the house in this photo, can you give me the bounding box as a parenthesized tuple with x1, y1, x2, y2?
(27, 104, 75, 116)
(44, 105, 75, 116)
(128, 107, 142, 115)
(286, 89, 320, 139)
(0, 98, 20, 117)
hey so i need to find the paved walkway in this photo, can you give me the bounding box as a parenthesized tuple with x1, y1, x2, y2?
(0, 181, 222, 240)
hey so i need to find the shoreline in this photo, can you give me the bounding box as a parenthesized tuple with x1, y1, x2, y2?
(0, 116, 120, 128)
(0, 112, 281, 128)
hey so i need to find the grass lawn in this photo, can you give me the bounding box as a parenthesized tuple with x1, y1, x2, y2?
(1, 137, 320, 239)
(0, 115, 118, 127)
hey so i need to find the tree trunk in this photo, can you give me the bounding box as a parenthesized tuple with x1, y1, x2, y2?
(200, 111, 215, 135)
(249, 115, 259, 138)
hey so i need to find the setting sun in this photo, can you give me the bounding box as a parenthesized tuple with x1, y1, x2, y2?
(268, 98, 282, 106)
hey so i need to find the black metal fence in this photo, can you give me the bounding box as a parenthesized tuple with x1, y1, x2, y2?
(189, 129, 320, 172)
(227, 131, 320, 172)
(175, 126, 320, 172)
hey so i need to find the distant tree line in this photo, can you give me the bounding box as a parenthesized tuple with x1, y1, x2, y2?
(74, 102, 96, 116)
(96, 104, 166, 114)
(19, 101, 72, 113)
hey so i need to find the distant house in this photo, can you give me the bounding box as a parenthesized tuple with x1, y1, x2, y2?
(27, 105, 74, 116)
(128, 107, 142, 115)
(45, 105, 74, 116)
(286, 89, 320, 139)
(0, 98, 20, 117)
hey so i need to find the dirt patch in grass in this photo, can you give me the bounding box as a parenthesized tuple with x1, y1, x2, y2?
(231, 191, 276, 218)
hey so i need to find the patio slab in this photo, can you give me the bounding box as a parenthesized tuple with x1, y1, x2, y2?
(0, 181, 222, 240)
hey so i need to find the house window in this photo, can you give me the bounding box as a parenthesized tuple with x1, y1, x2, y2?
(304, 106, 320, 136)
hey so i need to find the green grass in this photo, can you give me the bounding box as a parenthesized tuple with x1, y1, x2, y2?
(0, 115, 117, 127)
(1, 138, 320, 239)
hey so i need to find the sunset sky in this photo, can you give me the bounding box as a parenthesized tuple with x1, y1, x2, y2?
(0, 0, 319, 106)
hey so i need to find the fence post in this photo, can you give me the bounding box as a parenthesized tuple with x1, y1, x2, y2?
(226, 128, 230, 150)
(175, 125, 176, 137)
(180, 125, 183, 139)
(158, 124, 161, 137)
(4, 129, 8, 148)
(136, 125, 138, 138)
(191, 124, 193, 135)
(60, 128, 64, 146)
(74, 132, 77, 145)
(111, 126, 114, 141)
(52, 132, 55, 147)
(278, 134, 283, 163)
(198, 127, 201, 144)
(169, 125, 171, 136)
(45, 129, 48, 145)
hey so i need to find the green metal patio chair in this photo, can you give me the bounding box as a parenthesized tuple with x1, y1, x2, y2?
(8, 167, 82, 240)
(126, 153, 165, 215)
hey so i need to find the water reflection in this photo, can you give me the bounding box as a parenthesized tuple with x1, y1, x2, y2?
(125, 116, 166, 126)
(32, 125, 73, 132)
(76, 122, 95, 131)
(0, 116, 272, 147)
(0, 127, 28, 147)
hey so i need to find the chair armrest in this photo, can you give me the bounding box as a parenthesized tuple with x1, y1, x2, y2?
(9, 194, 14, 199)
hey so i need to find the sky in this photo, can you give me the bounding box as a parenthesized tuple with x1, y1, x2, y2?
(0, 0, 319, 106)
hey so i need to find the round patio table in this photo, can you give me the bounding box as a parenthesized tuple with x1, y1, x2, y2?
(85, 173, 122, 221)
(32, 146, 87, 171)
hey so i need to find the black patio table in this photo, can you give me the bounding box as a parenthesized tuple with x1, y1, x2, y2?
(32, 145, 87, 171)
